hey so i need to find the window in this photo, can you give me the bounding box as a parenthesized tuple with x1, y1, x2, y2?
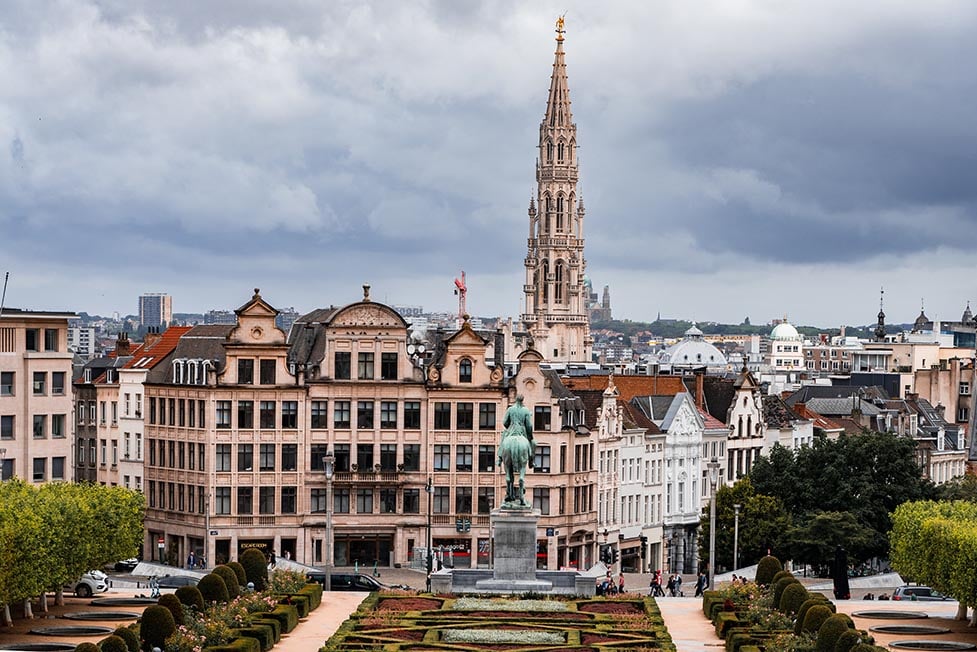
(434, 445, 450, 471)
(334, 444, 350, 472)
(259, 444, 275, 471)
(32, 457, 45, 482)
(149, 398, 156, 424)
(334, 488, 350, 513)
(433, 486, 450, 513)
(33, 372, 46, 395)
(311, 401, 328, 429)
(238, 401, 254, 429)
(356, 489, 373, 513)
(334, 401, 351, 428)
(260, 401, 275, 429)
(456, 486, 473, 513)
(237, 487, 253, 514)
(358, 352, 374, 379)
(380, 401, 397, 429)
(44, 329, 58, 351)
(282, 444, 297, 471)
(357, 400, 374, 429)
(403, 488, 420, 513)
(334, 352, 351, 379)
(404, 401, 421, 429)
(113, 400, 119, 424)
(477, 487, 494, 514)
(534, 406, 551, 431)
(356, 443, 374, 469)
(33, 414, 46, 438)
(238, 359, 254, 384)
(434, 403, 451, 429)
(479, 403, 496, 430)
(456, 445, 473, 472)
(459, 358, 472, 383)
(259, 359, 276, 384)
(0, 372, 12, 396)
(0, 416, 11, 440)
(959, 407, 970, 422)
(533, 445, 551, 472)
(380, 444, 397, 471)
(961, 382, 971, 396)
(198, 440, 206, 470)
(216, 444, 231, 471)
(259, 487, 275, 514)
(216, 401, 231, 429)
(311, 488, 327, 513)
(238, 444, 254, 471)
(51, 414, 64, 438)
(51, 372, 65, 395)
(380, 488, 397, 513)
(25, 329, 38, 351)
(198, 400, 206, 428)
(381, 352, 397, 380)
(456, 403, 474, 430)
(281, 486, 297, 514)
(281, 401, 298, 429)
(533, 487, 550, 515)
(403, 444, 420, 472)
(478, 445, 495, 472)
(52, 457, 65, 480)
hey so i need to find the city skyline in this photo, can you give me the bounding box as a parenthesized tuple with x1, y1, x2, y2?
(2, 2, 976, 326)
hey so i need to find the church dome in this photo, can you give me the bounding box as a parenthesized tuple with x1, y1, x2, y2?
(660, 329, 727, 368)
(770, 321, 800, 341)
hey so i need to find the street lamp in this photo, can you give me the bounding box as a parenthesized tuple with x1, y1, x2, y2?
(425, 477, 434, 593)
(322, 451, 335, 592)
(733, 503, 741, 573)
(0, 447, 6, 481)
(707, 457, 721, 590)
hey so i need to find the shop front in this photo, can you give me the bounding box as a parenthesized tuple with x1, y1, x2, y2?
(432, 537, 472, 568)
(335, 532, 394, 567)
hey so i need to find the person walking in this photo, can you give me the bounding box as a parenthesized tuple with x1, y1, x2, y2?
(618, 574, 625, 594)
(694, 572, 707, 597)
(186, 550, 195, 570)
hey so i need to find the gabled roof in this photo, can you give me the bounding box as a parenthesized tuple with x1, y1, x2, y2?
(682, 375, 736, 424)
(791, 402, 845, 432)
(561, 374, 687, 402)
(762, 394, 804, 429)
(123, 327, 193, 371)
(145, 325, 233, 383)
(698, 406, 727, 430)
(803, 397, 881, 417)
(785, 384, 889, 407)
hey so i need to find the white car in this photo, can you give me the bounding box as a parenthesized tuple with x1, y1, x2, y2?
(69, 570, 109, 597)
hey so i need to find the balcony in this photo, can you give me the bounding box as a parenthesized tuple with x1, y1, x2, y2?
(335, 470, 405, 484)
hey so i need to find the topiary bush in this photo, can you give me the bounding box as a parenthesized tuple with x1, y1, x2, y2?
(773, 576, 800, 608)
(227, 561, 247, 586)
(198, 572, 230, 604)
(802, 604, 834, 634)
(99, 635, 128, 652)
(113, 627, 140, 652)
(240, 548, 269, 591)
(817, 613, 855, 652)
(175, 585, 205, 611)
(835, 629, 864, 652)
(755, 555, 783, 586)
(75, 644, 100, 652)
(157, 593, 185, 626)
(779, 582, 810, 616)
(772, 570, 794, 584)
(850, 645, 886, 652)
(796, 598, 835, 635)
(213, 565, 240, 599)
(139, 605, 176, 652)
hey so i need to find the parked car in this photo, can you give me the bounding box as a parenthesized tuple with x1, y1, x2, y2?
(156, 575, 200, 588)
(305, 572, 409, 592)
(892, 585, 950, 601)
(113, 558, 139, 572)
(69, 570, 109, 598)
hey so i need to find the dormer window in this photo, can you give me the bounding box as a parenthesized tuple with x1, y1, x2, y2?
(459, 358, 473, 383)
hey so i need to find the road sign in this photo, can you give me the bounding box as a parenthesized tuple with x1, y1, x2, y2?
(546, 527, 555, 536)
(209, 530, 218, 536)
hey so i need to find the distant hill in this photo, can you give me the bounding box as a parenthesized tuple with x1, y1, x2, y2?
(590, 319, 909, 340)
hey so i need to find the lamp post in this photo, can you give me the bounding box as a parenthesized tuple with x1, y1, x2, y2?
(322, 451, 335, 592)
(707, 457, 721, 590)
(733, 503, 741, 573)
(425, 477, 434, 593)
(0, 447, 6, 481)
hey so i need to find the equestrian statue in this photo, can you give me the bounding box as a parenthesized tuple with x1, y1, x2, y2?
(498, 395, 535, 509)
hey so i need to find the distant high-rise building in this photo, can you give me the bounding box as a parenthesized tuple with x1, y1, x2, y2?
(276, 307, 300, 335)
(68, 325, 97, 357)
(204, 310, 237, 325)
(139, 293, 172, 328)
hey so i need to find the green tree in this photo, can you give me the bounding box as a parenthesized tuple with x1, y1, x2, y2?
(780, 511, 876, 571)
(698, 477, 790, 570)
(937, 474, 977, 502)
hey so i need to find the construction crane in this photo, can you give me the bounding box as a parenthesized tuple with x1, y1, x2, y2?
(453, 271, 467, 322)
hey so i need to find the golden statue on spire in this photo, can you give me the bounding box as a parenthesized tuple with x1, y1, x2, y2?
(556, 14, 565, 41)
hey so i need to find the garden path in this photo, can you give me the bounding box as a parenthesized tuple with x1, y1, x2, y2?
(656, 597, 724, 652)
(275, 592, 368, 652)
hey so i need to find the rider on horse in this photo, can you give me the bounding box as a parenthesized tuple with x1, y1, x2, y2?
(498, 395, 535, 508)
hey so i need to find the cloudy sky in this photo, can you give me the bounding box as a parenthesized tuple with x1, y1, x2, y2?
(2, 1, 976, 328)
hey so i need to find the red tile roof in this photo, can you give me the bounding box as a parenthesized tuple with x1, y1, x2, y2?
(123, 326, 193, 370)
(560, 375, 688, 401)
(698, 407, 726, 430)
(792, 402, 845, 432)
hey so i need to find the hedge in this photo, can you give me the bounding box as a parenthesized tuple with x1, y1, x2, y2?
(298, 583, 322, 610)
(715, 612, 742, 637)
(202, 637, 260, 652)
(231, 624, 275, 652)
(278, 594, 309, 619)
(267, 604, 299, 634)
(252, 617, 281, 644)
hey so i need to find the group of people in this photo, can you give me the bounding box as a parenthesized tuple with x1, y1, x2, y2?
(596, 572, 626, 596)
(648, 570, 685, 597)
(185, 551, 206, 570)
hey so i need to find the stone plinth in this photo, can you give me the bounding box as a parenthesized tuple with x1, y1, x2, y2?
(474, 508, 552, 593)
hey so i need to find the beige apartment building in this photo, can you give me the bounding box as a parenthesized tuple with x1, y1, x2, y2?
(0, 308, 76, 482)
(141, 289, 598, 570)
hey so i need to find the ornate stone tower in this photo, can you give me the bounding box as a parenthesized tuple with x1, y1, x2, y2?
(521, 18, 593, 363)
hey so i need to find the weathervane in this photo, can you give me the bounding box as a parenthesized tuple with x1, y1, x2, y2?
(555, 14, 565, 42)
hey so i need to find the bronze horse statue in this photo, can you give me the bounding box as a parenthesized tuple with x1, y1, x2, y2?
(498, 395, 535, 508)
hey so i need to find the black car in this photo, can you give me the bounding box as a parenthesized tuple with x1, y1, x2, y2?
(305, 572, 408, 591)
(156, 575, 200, 588)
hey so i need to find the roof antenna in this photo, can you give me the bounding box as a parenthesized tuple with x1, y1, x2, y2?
(0, 272, 8, 320)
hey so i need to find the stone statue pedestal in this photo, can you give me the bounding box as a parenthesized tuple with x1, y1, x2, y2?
(475, 508, 552, 593)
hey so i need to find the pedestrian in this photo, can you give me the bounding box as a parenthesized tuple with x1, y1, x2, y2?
(731, 573, 738, 584)
(186, 551, 195, 570)
(676, 573, 684, 596)
(694, 572, 707, 597)
(284, 550, 291, 561)
(666, 574, 677, 597)
(618, 574, 625, 594)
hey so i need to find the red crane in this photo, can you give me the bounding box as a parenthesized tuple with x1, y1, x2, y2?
(454, 271, 467, 322)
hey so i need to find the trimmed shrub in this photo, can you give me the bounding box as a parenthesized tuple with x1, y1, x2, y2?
(201, 637, 260, 652)
(755, 555, 783, 585)
(773, 576, 800, 608)
(817, 613, 855, 652)
(232, 625, 275, 652)
(227, 561, 247, 586)
(267, 604, 299, 634)
(198, 572, 230, 604)
(240, 548, 269, 591)
(113, 627, 140, 652)
(278, 594, 309, 619)
(213, 565, 240, 599)
(99, 635, 128, 652)
(772, 570, 794, 584)
(836, 629, 864, 652)
(796, 598, 835, 635)
(252, 618, 281, 643)
(802, 604, 834, 635)
(75, 644, 100, 652)
(715, 612, 742, 637)
(139, 605, 176, 652)
(779, 582, 810, 616)
(157, 593, 185, 626)
(850, 645, 886, 652)
(298, 583, 322, 610)
(175, 585, 205, 611)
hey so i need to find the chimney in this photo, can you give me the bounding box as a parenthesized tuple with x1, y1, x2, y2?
(115, 332, 131, 356)
(694, 369, 705, 410)
(144, 326, 162, 349)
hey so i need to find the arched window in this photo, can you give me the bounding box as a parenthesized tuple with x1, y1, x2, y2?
(556, 196, 564, 231)
(544, 195, 552, 234)
(546, 141, 554, 162)
(558, 142, 565, 161)
(555, 261, 564, 302)
(459, 358, 473, 383)
(542, 260, 550, 304)
(569, 139, 575, 163)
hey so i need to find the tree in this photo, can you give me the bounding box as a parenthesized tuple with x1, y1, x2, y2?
(780, 511, 876, 572)
(698, 477, 790, 570)
(937, 474, 977, 502)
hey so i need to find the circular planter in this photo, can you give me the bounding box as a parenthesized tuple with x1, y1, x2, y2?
(889, 642, 976, 651)
(90, 597, 157, 607)
(29, 626, 114, 637)
(0, 645, 77, 652)
(872, 626, 951, 635)
(853, 610, 930, 620)
(63, 611, 140, 622)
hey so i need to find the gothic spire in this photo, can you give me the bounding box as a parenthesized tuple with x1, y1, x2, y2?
(874, 286, 886, 342)
(543, 17, 573, 129)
